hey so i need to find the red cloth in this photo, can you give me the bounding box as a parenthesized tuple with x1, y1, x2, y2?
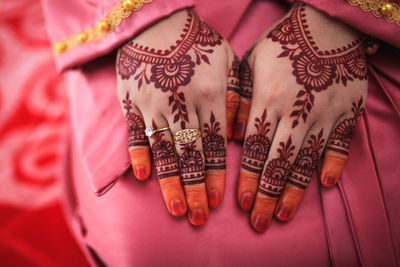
(0, 0, 89, 265)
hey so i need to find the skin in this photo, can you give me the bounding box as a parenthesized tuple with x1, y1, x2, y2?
(117, 9, 237, 226)
(228, 3, 368, 232)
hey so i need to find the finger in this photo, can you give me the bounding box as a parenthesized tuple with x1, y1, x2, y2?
(276, 128, 327, 221)
(226, 55, 240, 140)
(321, 96, 365, 188)
(145, 118, 187, 217)
(121, 92, 151, 180)
(233, 55, 253, 142)
(251, 124, 307, 232)
(237, 108, 277, 211)
(200, 110, 226, 208)
(168, 116, 209, 226)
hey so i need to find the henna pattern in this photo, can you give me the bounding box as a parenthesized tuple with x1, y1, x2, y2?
(150, 120, 180, 179)
(179, 143, 205, 185)
(326, 96, 364, 155)
(259, 137, 295, 198)
(287, 129, 325, 189)
(117, 10, 223, 129)
(122, 92, 149, 149)
(227, 55, 240, 93)
(239, 50, 253, 99)
(203, 112, 226, 170)
(241, 109, 271, 174)
(267, 3, 367, 128)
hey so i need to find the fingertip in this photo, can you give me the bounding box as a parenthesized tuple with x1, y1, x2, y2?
(208, 189, 221, 209)
(275, 184, 304, 221)
(129, 148, 151, 180)
(233, 121, 246, 142)
(239, 191, 254, 211)
(321, 154, 347, 188)
(275, 205, 293, 222)
(189, 207, 208, 226)
(170, 198, 187, 216)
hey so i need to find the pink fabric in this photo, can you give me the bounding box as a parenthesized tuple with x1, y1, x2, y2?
(41, 0, 195, 72)
(42, 0, 400, 265)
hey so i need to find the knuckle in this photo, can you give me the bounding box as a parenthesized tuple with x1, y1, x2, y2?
(159, 177, 181, 195)
(198, 83, 224, 99)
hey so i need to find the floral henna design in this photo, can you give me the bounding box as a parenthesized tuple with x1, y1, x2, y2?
(150, 120, 180, 179)
(259, 137, 295, 198)
(203, 112, 226, 170)
(241, 109, 271, 174)
(227, 56, 240, 93)
(267, 3, 367, 128)
(122, 92, 149, 149)
(179, 143, 205, 185)
(287, 129, 325, 189)
(326, 96, 364, 155)
(117, 10, 223, 129)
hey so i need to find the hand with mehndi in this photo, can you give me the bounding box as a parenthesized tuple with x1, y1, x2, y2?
(116, 9, 238, 226)
(231, 3, 368, 232)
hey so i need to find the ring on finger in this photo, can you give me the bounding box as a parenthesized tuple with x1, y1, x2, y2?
(173, 129, 201, 145)
(145, 126, 170, 137)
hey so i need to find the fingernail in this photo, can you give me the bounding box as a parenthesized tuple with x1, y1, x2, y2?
(170, 199, 186, 216)
(276, 206, 291, 221)
(208, 190, 220, 208)
(240, 192, 254, 210)
(233, 121, 246, 141)
(227, 121, 233, 140)
(252, 214, 269, 232)
(324, 174, 336, 187)
(135, 165, 146, 180)
(190, 208, 206, 226)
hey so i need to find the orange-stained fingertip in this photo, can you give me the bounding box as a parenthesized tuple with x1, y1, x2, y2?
(129, 148, 151, 180)
(189, 208, 207, 226)
(208, 190, 221, 208)
(170, 198, 187, 216)
(239, 192, 254, 211)
(227, 121, 233, 140)
(251, 214, 270, 232)
(322, 172, 338, 188)
(233, 121, 246, 142)
(275, 205, 293, 222)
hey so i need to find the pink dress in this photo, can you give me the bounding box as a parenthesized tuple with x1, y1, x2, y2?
(41, 0, 400, 266)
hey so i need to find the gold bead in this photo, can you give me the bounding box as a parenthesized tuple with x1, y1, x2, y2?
(366, 43, 379, 56)
(98, 21, 110, 32)
(77, 32, 88, 44)
(123, 0, 135, 10)
(54, 42, 67, 53)
(381, 3, 394, 16)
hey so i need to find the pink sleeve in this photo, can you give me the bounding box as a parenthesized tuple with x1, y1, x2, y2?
(41, 0, 194, 72)
(295, 0, 400, 48)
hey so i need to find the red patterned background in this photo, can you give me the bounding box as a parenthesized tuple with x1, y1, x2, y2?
(0, 0, 89, 266)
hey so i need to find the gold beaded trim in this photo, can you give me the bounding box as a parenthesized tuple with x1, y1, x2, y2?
(53, 0, 153, 55)
(347, 0, 400, 26)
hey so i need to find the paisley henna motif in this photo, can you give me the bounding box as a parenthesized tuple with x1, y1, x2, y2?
(117, 10, 223, 129)
(203, 112, 226, 170)
(179, 143, 205, 185)
(259, 137, 295, 198)
(150, 120, 179, 179)
(287, 129, 325, 189)
(326, 96, 364, 155)
(267, 3, 367, 128)
(241, 109, 271, 174)
(122, 92, 149, 149)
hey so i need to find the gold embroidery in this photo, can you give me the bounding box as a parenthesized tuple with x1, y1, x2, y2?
(347, 0, 400, 26)
(53, 0, 153, 55)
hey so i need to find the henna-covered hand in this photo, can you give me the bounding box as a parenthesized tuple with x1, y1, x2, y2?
(233, 3, 368, 232)
(117, 9, 237, 226)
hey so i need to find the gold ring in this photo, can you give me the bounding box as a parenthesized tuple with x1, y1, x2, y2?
(144, 126, 170, 137)
(173, 129, 201, 145)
